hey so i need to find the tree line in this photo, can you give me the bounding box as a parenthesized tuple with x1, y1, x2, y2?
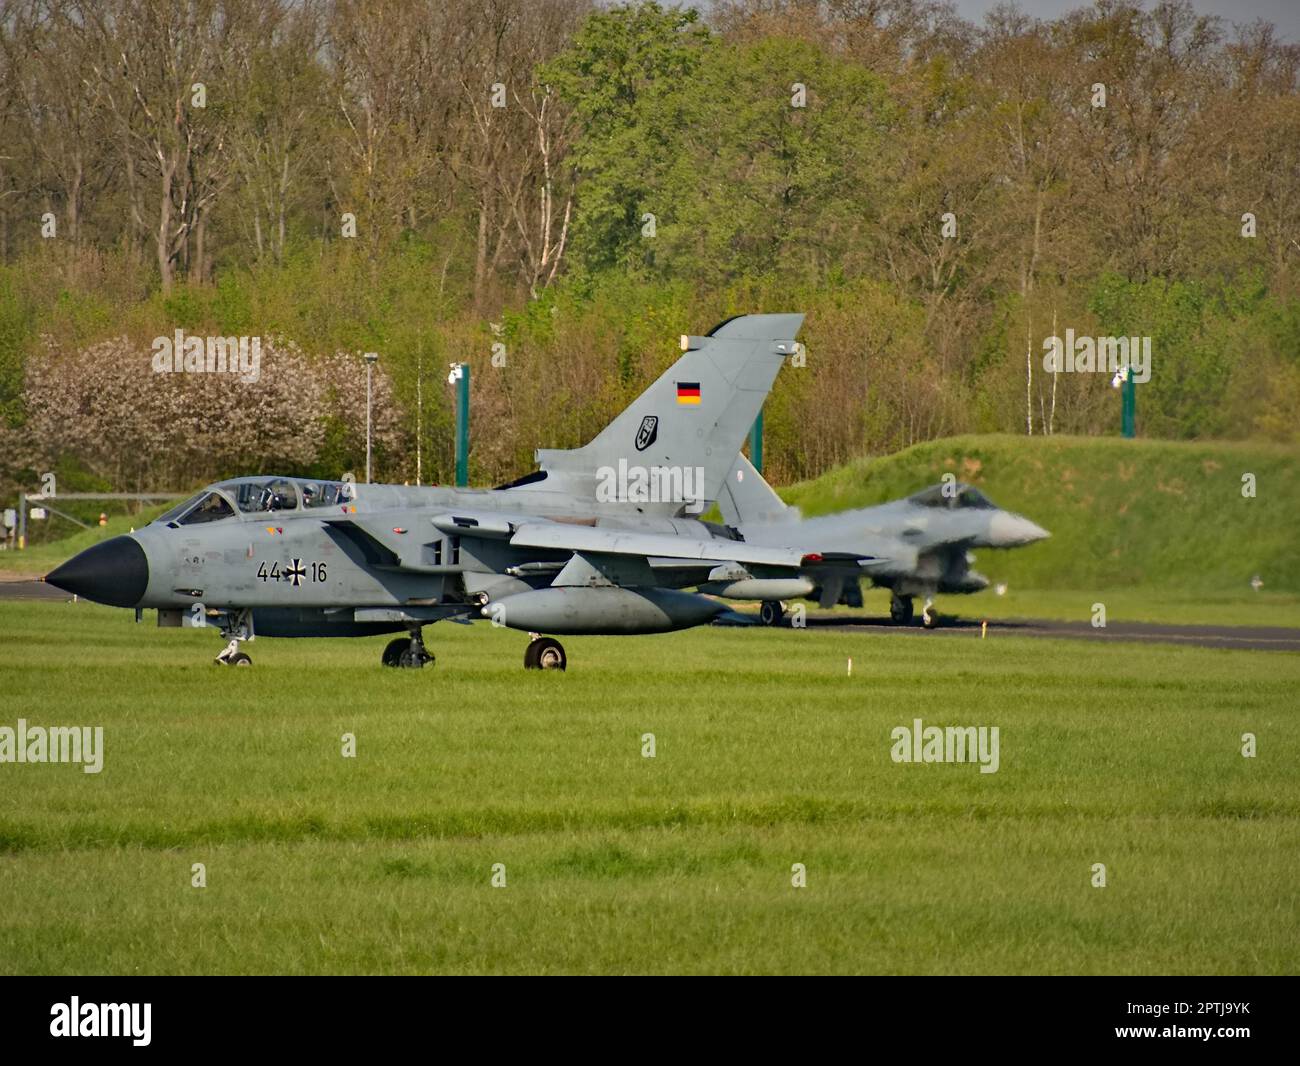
(0, 0, 1296, 499)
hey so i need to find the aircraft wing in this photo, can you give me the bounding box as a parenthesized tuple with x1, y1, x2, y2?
(326, 510, 897, 578)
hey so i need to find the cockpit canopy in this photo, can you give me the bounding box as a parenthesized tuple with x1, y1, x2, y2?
(907, 483, 996, 510)
(154, 477, 354, 526)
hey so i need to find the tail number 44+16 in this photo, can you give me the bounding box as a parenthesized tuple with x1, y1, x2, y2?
(256, 558, 327, 587)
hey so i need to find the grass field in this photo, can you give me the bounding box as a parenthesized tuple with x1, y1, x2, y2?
(1, 599, 1296, 975)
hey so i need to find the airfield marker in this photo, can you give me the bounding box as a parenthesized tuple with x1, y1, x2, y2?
(981, 620, 988, 639)
(847, 657, 852, 676)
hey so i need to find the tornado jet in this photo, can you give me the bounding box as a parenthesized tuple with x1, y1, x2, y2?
(706, 454, 1049, 626)
(43, 314, 888, 670)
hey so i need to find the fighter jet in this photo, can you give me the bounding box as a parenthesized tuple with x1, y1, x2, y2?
(707, 454, 1049, 626)
(43, 315, 888, 669)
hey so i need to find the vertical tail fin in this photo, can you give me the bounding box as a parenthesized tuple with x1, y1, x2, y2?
(533, 314, 803, 513)
(718, 453, 799, 526)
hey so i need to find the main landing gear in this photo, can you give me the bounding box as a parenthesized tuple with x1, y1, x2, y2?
(889, 593, 940, 628)
(759, 600, 785, 626)
(890, 592, 914, 625)
(382, 628, 435, 669)
(524, 634, 567, 671)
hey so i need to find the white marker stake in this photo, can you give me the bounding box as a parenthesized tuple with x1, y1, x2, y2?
(981, 620, 988, 639)
(847, 657, 853, 676)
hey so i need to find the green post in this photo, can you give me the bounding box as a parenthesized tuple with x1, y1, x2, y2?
(1121, 369, 1136, 439)
(455, 364, 470, 487)
(749, 409, 763, 473)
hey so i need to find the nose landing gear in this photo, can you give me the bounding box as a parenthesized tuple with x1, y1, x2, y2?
(214, 608, 255, 666)
(215, 640, 253, 666)
(921, 597, 937, 628)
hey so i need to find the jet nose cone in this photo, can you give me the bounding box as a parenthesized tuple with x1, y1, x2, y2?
(988, 512, 1050, 547)
(45, 535, 149, 607)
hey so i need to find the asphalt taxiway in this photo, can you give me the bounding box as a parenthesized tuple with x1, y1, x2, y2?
(798, 612, 1300, 652)
(4, 574, 1297, 652)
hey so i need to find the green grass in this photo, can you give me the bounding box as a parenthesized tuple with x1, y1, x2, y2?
(0, 600, 1296, 974)
(781, 434, 1300, 594)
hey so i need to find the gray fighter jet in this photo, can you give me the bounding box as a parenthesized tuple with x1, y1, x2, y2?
(43, 315, 888, 669)
(707, 454, 1049, 626)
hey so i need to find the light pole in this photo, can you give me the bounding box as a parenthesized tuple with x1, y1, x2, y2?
(364, 352, 378, 482)
(447, 362, 469, 487)
(415, 351, 423, 486)
(1112, 364, 1136, 439)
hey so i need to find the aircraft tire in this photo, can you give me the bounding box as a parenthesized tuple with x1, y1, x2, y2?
(525, 637, 566, 671)
(890, 595, 914, 625)
(229, 652, 252, 667)
(381, 638, 408, 667)
(759, 600, 785, 626)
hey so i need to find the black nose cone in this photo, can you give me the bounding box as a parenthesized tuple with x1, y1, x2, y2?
(45, 536, 149, 607)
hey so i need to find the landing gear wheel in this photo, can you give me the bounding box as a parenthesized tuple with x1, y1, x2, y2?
(215, 637, 250, 666)
(921, 597, 937, 629)
(759, 600, 785, 627)
(402, 648, 433, 668)
(524, 636, 567, 671)
(890, 594, 914, 625)
(382, 634, 434, 669)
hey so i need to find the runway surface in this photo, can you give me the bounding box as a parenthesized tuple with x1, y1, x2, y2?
(3, 574, 1297, 651)
(795, 612, 1300, 652)
(0, 576, 66, 601)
